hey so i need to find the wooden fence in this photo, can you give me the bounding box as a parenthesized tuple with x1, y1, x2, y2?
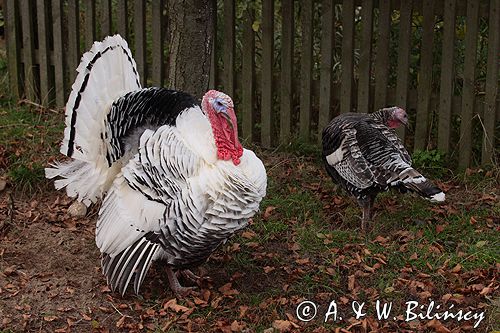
(4, 0, 500, 168)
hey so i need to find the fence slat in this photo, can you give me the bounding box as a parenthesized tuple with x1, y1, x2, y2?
(134, 0, 147, 86)
(223, 0, 235, 98)
(340, 0, 355, 114)
(261, 0, 274, 147)
(151, 0, 164, 87)
(414, 0, 434, 151)
(437, 0, 456, 154)
(101, 0, 112, 38)
(20, 0, 37, 102)
(52, 0, 66, 106)
(482, 0, 500, 164)
(5, 0, 22, 100)
(67, 0, 80, 87)
(37, 0, 52, 105)
(395, 0, 412, 140)
(318, 0, 334, 141)
(280, 0, 294, 143)
(374, 0, 391, 111)
(241, 5, 255, 142)
(459, 0, 479, 168)
(117, 0, 129, 38)
(300, 0, 313, 139)
(84, 0, 96, 49)
(357, 0, 374, 114)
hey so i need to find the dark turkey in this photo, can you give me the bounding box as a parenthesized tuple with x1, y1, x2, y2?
(322, 107, 445, 229)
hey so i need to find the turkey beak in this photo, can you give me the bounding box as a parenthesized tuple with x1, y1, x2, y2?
(219, 109, 234, 129)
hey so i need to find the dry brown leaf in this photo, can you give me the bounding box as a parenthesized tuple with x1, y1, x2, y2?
(272, 320, 298, 332)
(241, 230, 256, 239)
(230, 320, 245, 332)
(435, 225, 445, 233)
(219, 283, 239, 296)
(163, 299, 190, 313)
(264, 266, 275, 273)
(373, 235, 389, 244)
(43, 315, 58, 322)
(116, 315, 126, 328)
(295, 258, 310, 265)
(450, 263, 462, 273)
(263, 206, 276, 220)
(348, 275, 355, 291)
(426, 319, 451, 333)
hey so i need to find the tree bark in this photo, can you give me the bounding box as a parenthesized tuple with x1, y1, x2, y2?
(167, 0, 215, 99)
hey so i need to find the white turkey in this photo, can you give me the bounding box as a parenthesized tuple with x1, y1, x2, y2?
(45, 35, 267, 296)
(322, 107, 445, 230)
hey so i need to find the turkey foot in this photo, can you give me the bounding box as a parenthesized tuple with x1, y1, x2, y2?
(166, 267, 195, 296)
(176, 269, 201, 284)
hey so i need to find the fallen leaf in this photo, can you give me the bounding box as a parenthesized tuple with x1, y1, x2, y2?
(43, 315, 58, 322)
(264, 266, 275, 273)
(116, 316, 126, 328)
(272, 320, 298, 332)
(163, 299, 190, 313)
(426, 319, 450, 333)
(263, 206, 276, 220)
(450, 264, 462, 273)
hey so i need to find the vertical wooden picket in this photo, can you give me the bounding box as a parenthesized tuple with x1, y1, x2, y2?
(438, 0, 456, 154)
(101, 0, 112, 38)
(117, 0, 129, 38)
(280, 0, 294, 144)
(151, 0, 164, 87)
(414, 0, 434, 151)
(459, 0, 479, 168)
(5, 0, 22, 100)
(52, 0, 66, 106)
(67, 0, 80, 86)
(357, 0, 374, 114)
(395, 0, 412, 141)
(318, 0, 335, 141)
(299, 0, 313, 140)
(20, 0, 37, 102)
(261, 0, 274, 147)
(84, 0, 96, 49)
(373, 0, 391, 111)
(223, 0, 235, 98)
(340, 0, 355, 114)
(134, 0, 147, 86)
(36, 0, 52, 105)
(482, 0, 500, 165)
(241, 4, 255, 142)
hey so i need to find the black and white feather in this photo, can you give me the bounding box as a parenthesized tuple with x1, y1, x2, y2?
(322, 108, 445, 224)
(46, 35, 267, 295)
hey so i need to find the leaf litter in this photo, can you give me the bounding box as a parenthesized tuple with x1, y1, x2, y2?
(0, 151, 498, 332)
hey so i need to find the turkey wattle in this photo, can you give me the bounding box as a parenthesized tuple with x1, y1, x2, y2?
(322, 107, 445, 229)
(46, 35, 267, 296)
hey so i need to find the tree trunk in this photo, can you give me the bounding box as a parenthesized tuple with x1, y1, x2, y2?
(167, 0, 215, 99)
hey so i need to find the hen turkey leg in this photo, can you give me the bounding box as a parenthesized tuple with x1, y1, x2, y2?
(166, 266, 195, 296)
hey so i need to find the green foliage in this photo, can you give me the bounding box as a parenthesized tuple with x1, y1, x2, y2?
(8, 163, 45, 193)
(411, 149, 448, 178)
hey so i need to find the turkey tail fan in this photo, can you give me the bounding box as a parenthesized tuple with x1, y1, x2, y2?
(102, 236, 160, 296)
(45, 35, 141, 205)
(390, 167, 445, 202)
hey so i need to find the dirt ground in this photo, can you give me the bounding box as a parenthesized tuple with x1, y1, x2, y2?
(0, 162, 499, 332)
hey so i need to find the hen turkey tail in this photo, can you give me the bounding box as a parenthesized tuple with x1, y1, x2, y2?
(45, 35, 141, 205)
(390, 167, 445, 202)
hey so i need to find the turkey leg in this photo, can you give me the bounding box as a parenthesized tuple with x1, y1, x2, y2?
(166, 266, 195, 296)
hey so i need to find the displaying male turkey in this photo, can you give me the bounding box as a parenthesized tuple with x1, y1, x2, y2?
(46, 35, 267, 296)
(322, 107, 445, 230)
